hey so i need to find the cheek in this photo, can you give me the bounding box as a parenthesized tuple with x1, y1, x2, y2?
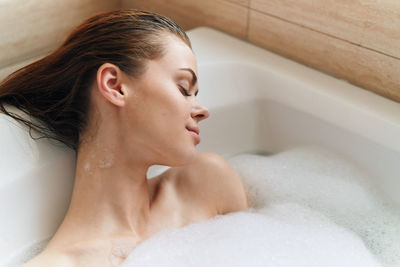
(154, 85, 191, 122)
(157, 98, 190, 135)
(137, 90, 188, 138)
(122, 80, 193, 152)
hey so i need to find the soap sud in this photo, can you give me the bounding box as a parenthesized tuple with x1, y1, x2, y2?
(121, 146, 398, 267)
(84, 162, 91, 172)
(6, 145, 400, 267)
(110, 244, 131, 266)
(121, 203, 381, 267)
(227, 146, 400, 267)
(99, 152, 114, 169)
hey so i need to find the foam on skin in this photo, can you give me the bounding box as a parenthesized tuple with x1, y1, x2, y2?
(121, 203, 381, 267)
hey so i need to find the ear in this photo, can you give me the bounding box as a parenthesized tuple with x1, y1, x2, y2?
(96, 63, 126, 107)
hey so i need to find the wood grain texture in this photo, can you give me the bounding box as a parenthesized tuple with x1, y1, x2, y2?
(121, 0, 248, 39)
(0, 0, 119, 69)
(251, 0, 400, 59)
(225, 0, 250, 7)
(1, 0, 398, 102)
(248, 10, 400, 102)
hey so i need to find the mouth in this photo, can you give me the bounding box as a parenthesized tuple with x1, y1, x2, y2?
(186, 126, 200, 135)
(186, 126, 201, 145)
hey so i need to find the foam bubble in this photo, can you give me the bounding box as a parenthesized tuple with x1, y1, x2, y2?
(227, 146, 400, 266)
(99, 152, 114, 169)
(122, 203, 381, 267)
(121, 145, 398, 267)
(84, 162, 91, 172)
(109, 241, 133, 266)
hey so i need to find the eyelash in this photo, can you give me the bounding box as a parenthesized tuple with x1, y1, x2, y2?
(178, 85, 199, 97)
(179, 85, 193, 97)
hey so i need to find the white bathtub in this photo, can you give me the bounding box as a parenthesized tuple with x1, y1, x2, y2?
(1, 27, 399, 265)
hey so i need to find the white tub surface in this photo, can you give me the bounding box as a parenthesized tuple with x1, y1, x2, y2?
(1, 27, 399, 264)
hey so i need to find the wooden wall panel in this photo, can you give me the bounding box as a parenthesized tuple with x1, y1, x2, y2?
(0, 0, 119, 70)
(121, 0, 248, 39)
(1, 0, 398, 102)
(226, 0, 250, 7)
(251, 0, 400, 59)
(120, 0, 400, 102)
(248, 10, 400, 102)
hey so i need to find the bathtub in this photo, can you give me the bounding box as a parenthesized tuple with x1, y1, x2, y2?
(1, 27, 399, 265)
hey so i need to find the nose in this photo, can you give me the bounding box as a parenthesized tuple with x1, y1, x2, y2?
(191, 99, 210, 122)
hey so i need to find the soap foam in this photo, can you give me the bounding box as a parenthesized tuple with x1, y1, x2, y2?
(99, 150, 115, 169)
(120, 145, 399, 267)
(122, 203, 381, 267)
(227, 146, 400, 266)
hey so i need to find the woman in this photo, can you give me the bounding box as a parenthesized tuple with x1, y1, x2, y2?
(0, 9, 249, 266)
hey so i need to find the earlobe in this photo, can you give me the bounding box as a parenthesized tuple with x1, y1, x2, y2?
(96, 63, 126, 107)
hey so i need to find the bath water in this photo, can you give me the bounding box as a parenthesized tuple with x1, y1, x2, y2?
(4, 145, 399, 267)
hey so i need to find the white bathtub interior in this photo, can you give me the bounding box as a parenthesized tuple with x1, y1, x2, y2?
(1, 27, 399, 266)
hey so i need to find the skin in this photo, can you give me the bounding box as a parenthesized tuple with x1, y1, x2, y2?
(21, 34, 249, 267)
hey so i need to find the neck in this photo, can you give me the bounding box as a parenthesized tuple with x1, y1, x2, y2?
(46, 135, 156, 250)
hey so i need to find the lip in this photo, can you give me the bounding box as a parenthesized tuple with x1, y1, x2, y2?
(186, 126, 200, 135)
(186, 127, 201, 145)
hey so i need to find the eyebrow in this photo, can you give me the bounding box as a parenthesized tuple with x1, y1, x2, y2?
(179, 68, 198, 86)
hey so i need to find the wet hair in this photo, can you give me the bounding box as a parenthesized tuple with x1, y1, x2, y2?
(0, 9, 191, 150)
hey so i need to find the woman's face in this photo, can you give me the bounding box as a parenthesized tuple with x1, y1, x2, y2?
(121, 35, 209, 166)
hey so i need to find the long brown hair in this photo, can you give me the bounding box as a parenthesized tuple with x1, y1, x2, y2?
(0, 9, 191, 150)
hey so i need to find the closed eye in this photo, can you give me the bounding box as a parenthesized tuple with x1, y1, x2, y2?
(178, 85, 199, 97)
(179, 85, 192, 97)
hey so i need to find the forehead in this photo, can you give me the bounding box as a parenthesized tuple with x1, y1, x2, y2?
(157, 35, 197, 73)
(133, 35, 198, 86)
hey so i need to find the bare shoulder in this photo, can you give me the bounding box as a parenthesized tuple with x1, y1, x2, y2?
(172, 152, 249, 216)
